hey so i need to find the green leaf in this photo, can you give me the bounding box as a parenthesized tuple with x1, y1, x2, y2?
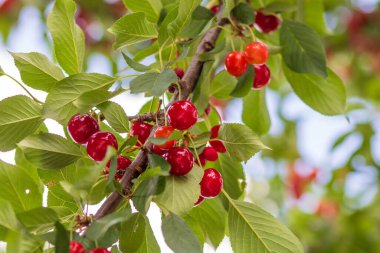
(73, 88, 125, 113)
(227, 199, 304, 253)
(0, 199, 21, 230)
(232, 3, 255, 24)
(98, 101, 130, 133)
(54, 222, 70, 253)
(283, 65, 346, 115)
(192, 61, 214, 112)
(148, 155, 170, 173)
(130, 69, 177, 97)
(0, 95, 43, 151)
(133, 177, 165, 214)
(122, 0, 162, 22)
(109, 12, 158, 49)
(242, 89, 271, 135)
(230, 65, 254, 98)
(18, 133, 84, 170)
(43, 73, 116, 124)
(218, 123, 268, 162)
(180, 6, 214, 39)
(16, 207, 58, 232)
(154, 166, 203, 215)
(147, 130, 183, 145)
(303, 0, 330, 35)
(162, 213, 202, 253)
(10, 52, 65, 92)
(188, 198, 227, 249)
(0, 160, 42, 212)
(122, 52, 151, 72)
(280, 19, 327, 77)
(167, 0, 201, 38)
(209, 153, 245, 199)
(47, 0, 85, 75)
(6, 230, 42, 253)
(86, 209, 131, 241)
(210, 70, 237, 99)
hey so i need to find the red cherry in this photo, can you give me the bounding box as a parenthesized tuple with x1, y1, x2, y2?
(70, 241, 85, 253)
(106, 155, 131, 180)
(224, 51, 248, 77)
(194, 196, 205, 206)
(210, 5, 219, 14)
(67, 114, 99, 144)
(131, 122, 153, 146)
(195, 155, 206, 167)
(0, 0, 15, 13)
(200, 168, 223, 198)
(209, 140, 227, 153)
(204, 104, 211, 116)
(210, 125, 220, 139)
(244, 42, 269, 65)
(167, 101, 198, 130)
(175, 68, 185, 79)
(255, 11, 281, 34)
(253, 64, 271, 89)
(153, 126, 175, 149)
(202, 147, 218, 162)
(86, 132, 118, 161)
(89, 249, 111, 253)
(166, 147, 194, 176)
(152, 144, 168, 156)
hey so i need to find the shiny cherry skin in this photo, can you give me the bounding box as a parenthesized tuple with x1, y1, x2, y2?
(255, 11, 281, 34)
(253, 64, 271, 89)
(244, 42, 269, 65)
(167, 101, 198, 130)
(89, 249, 111, 253)
(68, 114, 99, 144)
(131, 122, 153, 146)
(225, 51, 248, 77)
(210, 125, 220, 139)
(210, 140, 227, 153)
(194, 196, 205, 206)
(175, 68, 185, 79)
(210, 5, 219, 14)
(154, 126, 175, 149)
(152, 144, 168, 156)
(167, 147, 194, 176)
(202, 147, 218, 162)
(86, 132, 118, 161)
(70, 241, 85, 253)
(200, 168, 223, 198)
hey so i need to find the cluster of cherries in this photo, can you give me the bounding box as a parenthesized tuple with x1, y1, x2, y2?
(70, 241, 109, 253)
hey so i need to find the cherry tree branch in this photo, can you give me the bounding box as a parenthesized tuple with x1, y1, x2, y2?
(94, 11, 228, 220)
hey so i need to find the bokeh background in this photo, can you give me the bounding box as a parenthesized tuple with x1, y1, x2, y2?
(1, 0, 380, 252)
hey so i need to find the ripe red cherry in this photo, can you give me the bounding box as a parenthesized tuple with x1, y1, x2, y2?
(153, 126, 175, 149)
(195, 155, 206, 167)
(175, 68, 185, 79)
(210, 125, 220, 139)
(167, 101, 198, 130)
(204, 104, 211, 116)
(225, 51, 248, 77)
(255, 11, 281, 34)
(67, 114, 99, 144)
(210, 5, 219, 14)
(131, 122, 153, 146)
(194, 196, 205, 206)
(209, 140, 227, 153)
(0, 0, 15, 12)
(152, 144, 168, 156)
(86, 132, 118, 161)
(105, 155, 131, 180)
(70, 241, 85, 253)
(89, 249, 111, 253)
(202, 147, 218, 162)
(244, 42, 269, 65)
(166, 147, 194, 176)
(253, 64, 271, 89)
(200, 168, 223, 198)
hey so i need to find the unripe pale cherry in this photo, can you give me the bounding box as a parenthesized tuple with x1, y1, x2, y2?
(244, 42, 269, 65)
(68, 114, 99, 144)
(70, 241, 86, 253)
(200, 168, 223, 198)
(166, 147, 194, 176)
(86, 132, 118, 161)
(255, 11, 281, 34)
(167, 100, 198, 130)
(225, 51, 248, 77)
(253, 64, 271, 89)
(130, 122, 153, 146)
(153, 126, 175, 149)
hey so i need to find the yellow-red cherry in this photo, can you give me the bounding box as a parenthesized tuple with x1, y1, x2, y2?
(200, 168, 223, 198)
(153, 126, 175, 149)
(68, 114, 99, 144)
(244, 42, 269, 65)
(225, 51, 248, 77)
(167, 101, 198, 130)
(86, 132, 118, 161)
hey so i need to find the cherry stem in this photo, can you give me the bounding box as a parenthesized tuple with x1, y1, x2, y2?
(3, 73, 43, 104)
(246, 24, 256, 41)
(187, 134, 203, 169)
